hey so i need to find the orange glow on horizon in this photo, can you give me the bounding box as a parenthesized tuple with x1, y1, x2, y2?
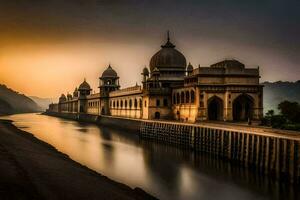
(0, 40, 151, 99)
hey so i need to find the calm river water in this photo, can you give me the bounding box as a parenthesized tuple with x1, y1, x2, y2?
(1, 113, 298, 200)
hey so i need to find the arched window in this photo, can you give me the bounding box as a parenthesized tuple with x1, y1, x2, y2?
(134, 99, 137, 108)
(181, 91, 185, 104)
(191, 90, 195, 103)
(125, 100, 128, 108)
(185, 91, 190, 103)
(177, 93, 180, 104)
(144, 100, 147, 107)
(156, 99, 160, 107)
(163, 98, 168, 106)
(200, 101, 204, 107)
(129, 99, 132, 108)
(173, 94, 176, 104)
(117, 100, 119, 108)
(113, 101, 115, 107)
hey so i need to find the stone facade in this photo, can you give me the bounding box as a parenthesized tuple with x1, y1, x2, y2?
(47, 33, 263, 123)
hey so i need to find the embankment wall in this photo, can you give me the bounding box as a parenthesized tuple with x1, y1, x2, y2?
(45, 111, 300, 182)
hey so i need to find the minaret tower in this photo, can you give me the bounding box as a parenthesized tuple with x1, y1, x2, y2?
(99, 64, 120, 115)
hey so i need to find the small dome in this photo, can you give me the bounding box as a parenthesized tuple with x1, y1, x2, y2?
(59, 94, 67, 102)
(73, 87, 79, 97)
(79, 79, 91, 91)
(210, 59, 245, 69)
(101, 64, 118, 78)
(149, 32, 186, 72)
(142, 67, 149, 75)
(187, 62, 193, 72)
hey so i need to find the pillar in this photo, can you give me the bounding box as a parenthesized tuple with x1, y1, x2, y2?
(289, 140, 295, 181)
(264, 137, 270, 172)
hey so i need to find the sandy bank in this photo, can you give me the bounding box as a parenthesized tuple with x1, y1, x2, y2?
(0, 119, 157, 200)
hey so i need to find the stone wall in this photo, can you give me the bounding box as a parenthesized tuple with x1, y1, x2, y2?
(45, 111, 141, 132)
(98, 115, 142, 132)
(140, 121, 300, 182)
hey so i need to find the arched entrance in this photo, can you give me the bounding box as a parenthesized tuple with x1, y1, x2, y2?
(207, 96, 223, 120)
(233, 94, 254, 121)
(101, 108, 105, 115)
(155, 112, 160, 119)
(176, 111, 180, 120)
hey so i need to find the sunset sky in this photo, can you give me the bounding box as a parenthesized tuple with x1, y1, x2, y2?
(0, 0, 299, 98)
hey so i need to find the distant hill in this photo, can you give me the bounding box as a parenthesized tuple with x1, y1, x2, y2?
(262, 81, 300, 114)
(29, 96, 55, 111)
(0, 84, 41, 115)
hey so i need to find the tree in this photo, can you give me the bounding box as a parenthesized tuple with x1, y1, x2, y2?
(278, 101, 300, 123)
(265, 110, 274, 117)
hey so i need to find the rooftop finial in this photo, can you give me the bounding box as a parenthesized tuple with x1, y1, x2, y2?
(161, 30, 175, 48)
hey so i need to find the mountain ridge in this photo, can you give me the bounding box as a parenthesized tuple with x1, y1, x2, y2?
(0, 84, 41, 115)
(29, 96, 55, 111)
(262, 80, 300, 113)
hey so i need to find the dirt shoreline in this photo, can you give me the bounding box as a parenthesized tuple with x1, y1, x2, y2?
(0, 119, 157, 200)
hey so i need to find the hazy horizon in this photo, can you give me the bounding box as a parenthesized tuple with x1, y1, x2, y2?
(0, 0, 299, 98)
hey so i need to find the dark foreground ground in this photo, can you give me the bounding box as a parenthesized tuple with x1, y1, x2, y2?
(0, 119, 157, 200)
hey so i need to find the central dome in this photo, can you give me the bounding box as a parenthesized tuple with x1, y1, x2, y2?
(149, 33, 186, 72)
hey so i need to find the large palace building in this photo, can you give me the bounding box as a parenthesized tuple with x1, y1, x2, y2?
(48, 33, 263, 122)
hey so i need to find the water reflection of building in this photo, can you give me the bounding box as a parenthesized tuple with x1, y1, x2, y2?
(48, 32, 263, 122)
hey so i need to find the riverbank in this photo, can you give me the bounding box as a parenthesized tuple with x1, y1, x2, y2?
(0, 119, 157, 200)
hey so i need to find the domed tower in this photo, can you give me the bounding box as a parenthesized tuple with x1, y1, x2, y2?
(67, 93, 72, 101)
(99, 64, 120, 96)
(73, 87, 79, 98)
(149, 31, 186, 79)
(142, 32, 186, 120)
(99, 64, 120, 115)
(78, 79, 92, 97)
(59, 94, 67, 103)
(78, 79, 92, 113)
(141, 66, 149, 88)
(187, 62, 194, 76)
(58, 94, 67, 113)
